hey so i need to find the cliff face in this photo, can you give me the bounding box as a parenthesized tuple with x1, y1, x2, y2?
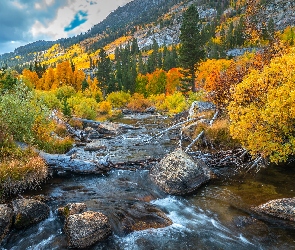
(260, 0, 295, 30)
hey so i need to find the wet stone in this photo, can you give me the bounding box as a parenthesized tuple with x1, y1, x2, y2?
(251, 197, 295, 222)
(64, 211, 111, 249)
(0, 204, 13, 243)
(12, 198, 50, 229)
(150, 148, 212, 195)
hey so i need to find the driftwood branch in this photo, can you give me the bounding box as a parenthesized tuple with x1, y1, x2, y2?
(144, 117, 204, 143)
(246, 156, 263, 173)
(184, 110, 219, 152)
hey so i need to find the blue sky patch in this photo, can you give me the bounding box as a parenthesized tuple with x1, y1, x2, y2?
(64, 10, 88, 32)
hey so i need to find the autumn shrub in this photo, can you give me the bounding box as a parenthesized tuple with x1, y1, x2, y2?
(68, 118, 83, 129)
(106, 91, 131, 108)
(186, 119, 240, 151)
(68, 94, 98, 120)
(54, 123, 68, 137)
(163, 92, 187, 115)
(0, 147, 48, 199)
(98, 101, 112, 115)
(32, 117, 73, 154)
(228, 48, 295, 163)
(127, 93, 152, 112)
(148, 94, 166, 110)
(205, 119, 240, 150)
(0, 121, 16, 158)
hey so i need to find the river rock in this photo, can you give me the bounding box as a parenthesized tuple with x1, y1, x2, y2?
(98, 122, 121, 135)
(118, 202, 172, 234)
(0, 204, 13, 243)
(150, 148, 212, 195)
(58, 203, 87, 219)
(12, 198, 50, 228)
(251, 197, 295, 222)
(84, 142, 106, 152)
(64, 211, 111, 249)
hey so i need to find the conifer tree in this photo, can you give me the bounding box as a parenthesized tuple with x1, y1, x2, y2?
(96, 48, 113, 96)
(179, 4, 205, 93)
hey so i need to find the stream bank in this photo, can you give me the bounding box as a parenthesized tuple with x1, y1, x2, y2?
(1, 114, 295, 249)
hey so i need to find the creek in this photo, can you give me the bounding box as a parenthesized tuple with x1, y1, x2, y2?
(1, 114, 295, 250)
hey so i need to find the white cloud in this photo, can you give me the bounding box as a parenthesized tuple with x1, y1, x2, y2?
(30, 0, 128, 40)
(0, 0, 133, 54)
(45, 0, 54, 6)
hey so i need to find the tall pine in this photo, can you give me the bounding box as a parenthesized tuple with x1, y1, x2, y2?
(96, 48, 113, 96)
(179, 4, 205, 93)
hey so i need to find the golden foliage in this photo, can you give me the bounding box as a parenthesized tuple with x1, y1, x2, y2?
(228, 47, 295, 163)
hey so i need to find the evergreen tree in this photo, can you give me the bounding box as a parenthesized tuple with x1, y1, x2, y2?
(179, 4, 205, 93)
(147, 39, 160, 73)
(82, 78, 89, 91)
(138, 52, 146, 74)
(131, 38, 139, 55)
(267, 18, 275, 41)
(96, 48, 113, 96)
(234, 16, 245, 47)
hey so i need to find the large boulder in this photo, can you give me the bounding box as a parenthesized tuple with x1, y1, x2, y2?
(150, 148, 212, 195)
(64, 211, 111, 249)
(12, 198, 50, 228)
(0, 204, 13, 243)
(251, 197, 295, 222)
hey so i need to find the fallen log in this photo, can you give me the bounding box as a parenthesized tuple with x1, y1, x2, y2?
(39, 152, 109, 174)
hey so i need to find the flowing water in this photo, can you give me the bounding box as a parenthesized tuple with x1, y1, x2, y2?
(2, 114, 295, 250)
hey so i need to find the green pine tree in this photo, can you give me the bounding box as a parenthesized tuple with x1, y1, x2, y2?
(179, 4, 205, 93)
(96, 48, 113, 96)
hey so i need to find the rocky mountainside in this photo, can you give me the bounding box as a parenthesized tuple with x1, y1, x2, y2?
(260, 0, 295, 30)
(0, 0, 294, 69)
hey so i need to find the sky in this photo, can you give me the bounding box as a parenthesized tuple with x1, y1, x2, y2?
(0, 0, 133, 55)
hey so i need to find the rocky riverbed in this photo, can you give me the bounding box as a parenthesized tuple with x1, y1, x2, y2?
(1, 113, 295, 249)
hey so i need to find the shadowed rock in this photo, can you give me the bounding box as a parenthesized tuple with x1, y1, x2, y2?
(12, 199, 50, 229)
(64, 211, 111, 249)
(251, 197, 295, 222)
(121, 203, 172, 233)
(0, 204, 13, 243)
(150, 148, 212, 195)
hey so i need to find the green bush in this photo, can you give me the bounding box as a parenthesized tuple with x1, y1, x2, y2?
(187, 90, 206, 106)
(68, 94, 98, 120)
(0, 82, 50, 143)
(163, 92, 187, 115)
(106, 91, 131, 108)
(36, 90, 62, 110)
(55, 85, 76, 101)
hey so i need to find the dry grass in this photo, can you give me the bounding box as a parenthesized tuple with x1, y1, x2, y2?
(185, 118, 240, 151)
(0, 147, 48, 200)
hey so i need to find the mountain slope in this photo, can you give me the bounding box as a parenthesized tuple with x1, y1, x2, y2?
(0, 0, 294, 70)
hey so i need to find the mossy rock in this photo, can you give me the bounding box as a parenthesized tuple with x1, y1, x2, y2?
(12, 198, 50, 229)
